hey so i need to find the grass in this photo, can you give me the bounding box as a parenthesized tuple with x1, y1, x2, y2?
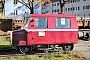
(42, 51, 86, 60)
(0, 51, 86, 60)
(0, 35, 12, 49)
(0, 41, 11, 45)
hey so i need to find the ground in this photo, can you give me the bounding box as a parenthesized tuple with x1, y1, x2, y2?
(73, 39, 90, 60)
(0, 35, 90, 60)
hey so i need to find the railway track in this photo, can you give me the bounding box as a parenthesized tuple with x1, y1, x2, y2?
(0, 48, 21, 55)
(0, 48, 63, 57)
(0, 48, 43, 55)
(0, 52, 62, 58)
(0, 53, 47, 57)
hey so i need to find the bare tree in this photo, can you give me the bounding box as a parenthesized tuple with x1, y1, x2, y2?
(14, 0, 51, 14)
(59, 0, 71, 14)
(14, 0, 72, 14)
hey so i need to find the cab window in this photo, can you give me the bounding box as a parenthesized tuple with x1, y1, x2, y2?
(35, 18, 48, 28)
(56, 18, 70, 28)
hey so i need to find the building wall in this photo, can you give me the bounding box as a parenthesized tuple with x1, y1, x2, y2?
(41, 0, 90, 19)
(65, 0, 90, 19)
(42, 1, 60, 14)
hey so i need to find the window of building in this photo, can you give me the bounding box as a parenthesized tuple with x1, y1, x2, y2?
(71, 8, 72, 11)
(83, 0, 86, 1)
(72, 0, 75, 2)
(77, 0, 80, 2)
(78, 6, 80, 10)
(54, 3, 56, 6)
(52, 4, 54, 6)
(35, 18, 48, 28)
(68, 8, 70, 11)
(72, 0, 80, 2)
(14, 10, 17, 15)
(83, 6, 85, 10)
(56, 18, 70, 28)
(76, 7, 77, 10)
(83, 5, 90, 10)
(88, 14, 90, 17)
(77, 14, 79, 16)
(52, 3, 56, 6)
(57, 9, 59, 12)
(55, 10, 57, 12)
(86, 5, 89, 9)
(57, 3, 59, 6)
(70, 0, 80, 3)
(52, 10, 53, 12)
(42, 7, 45, 10)
(73, 7, 75, 11)
(46, 11, 48, 13)
(65, 8, 67, 11)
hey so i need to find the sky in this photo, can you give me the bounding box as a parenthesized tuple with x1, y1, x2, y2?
(5, 0, 41, 20)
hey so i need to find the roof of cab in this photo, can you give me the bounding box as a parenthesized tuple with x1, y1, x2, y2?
(26, 14, 76, 18)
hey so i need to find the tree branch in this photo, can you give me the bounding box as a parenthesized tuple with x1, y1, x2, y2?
(34, 2, 41, 8)
(18, 0, 31, 9)
(22, 0, 29, 5)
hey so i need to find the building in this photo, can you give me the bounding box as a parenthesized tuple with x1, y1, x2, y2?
(65, 0, 90, 19)
(42, 0, 60, 14)
(5, 0, 41, 20)
(41, 0, 90, 19)
(5, 0, 30, 20)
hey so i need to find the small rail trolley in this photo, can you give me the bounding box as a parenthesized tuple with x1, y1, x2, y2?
(11, 14, 78, 54)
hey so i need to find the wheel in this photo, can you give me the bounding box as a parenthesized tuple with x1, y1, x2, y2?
(62, 44, 74, 51)
(44, 50, 48, 53)
(19, 46, 30, 54)
(85, 33, 89, 41)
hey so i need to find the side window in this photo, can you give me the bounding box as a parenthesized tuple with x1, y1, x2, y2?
(56, 18, 70, 28)
(35, 18, 48, 28)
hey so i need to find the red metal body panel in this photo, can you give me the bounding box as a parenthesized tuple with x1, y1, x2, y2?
(27, 31, 78, 45)
(12, 29, 27, 45)
(12, 14, 78, 46)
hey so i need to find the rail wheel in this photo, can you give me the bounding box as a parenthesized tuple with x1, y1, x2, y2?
(62, 44, 73, 51)
(19, 46, 30, 54)
(44, 50, 48, 53)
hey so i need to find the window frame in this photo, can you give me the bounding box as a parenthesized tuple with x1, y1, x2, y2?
(56, 18, 70, 28)
(35, 18, 48, 28)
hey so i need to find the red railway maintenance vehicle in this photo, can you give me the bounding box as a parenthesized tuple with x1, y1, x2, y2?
(11, 14, 78, 54)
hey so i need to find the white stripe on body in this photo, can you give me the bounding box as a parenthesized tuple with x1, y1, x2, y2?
(26, 29, 78, 32)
